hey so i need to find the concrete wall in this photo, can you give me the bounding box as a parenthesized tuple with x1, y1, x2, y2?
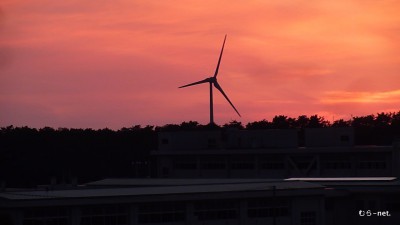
(158, 131, 222, 151)
(305, 127, 354, 147)
(226, 129, 298, 149)
(158, 129, 298, 151)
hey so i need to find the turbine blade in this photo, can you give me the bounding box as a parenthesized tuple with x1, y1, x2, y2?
(213, 35, 227, 78)
(178, 78, 210, 88)
(214, 81, 241, 117)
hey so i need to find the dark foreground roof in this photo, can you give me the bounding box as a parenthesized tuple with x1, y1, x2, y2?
(0, 179, 322, 201)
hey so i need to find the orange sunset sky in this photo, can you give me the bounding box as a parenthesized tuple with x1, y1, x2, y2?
(1, 0, 399, 129)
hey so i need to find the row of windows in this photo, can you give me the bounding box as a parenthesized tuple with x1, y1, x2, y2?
(81, 205, 127, 215)
(247, 198, 290, 218)
(23, 208, 69, 225)
(194, 200, 238, 210)
(80, 205, 128, 225)
(261, 162, 285, 169)
(138, 213, 185, 224)
(359, 161, 386, 169)
(300, 211, 317, 225)
(323, 161, 387, 170)
(20, 202, 316, 224)
(231, 163, 254, 169)
(295, 162, 316, 170)
(248, 198, 288, 208)
(80, 215, 128, 225)
(24, 208, 68, 219)
(173, 162, 197, 169)
(23, 218, 69, 225)
(248, 207, 289, 218)
(138, 202, 185, 213)
(195, 210, 238, 221)
(323, 162, 352, 169)
(194, 200, 239, 221)
(138, 202, 186, 224)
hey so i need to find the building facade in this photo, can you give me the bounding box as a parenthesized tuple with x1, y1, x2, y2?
(153, 128, 398, 178)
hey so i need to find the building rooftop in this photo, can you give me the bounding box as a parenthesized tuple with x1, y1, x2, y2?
(285, 177, 397, 181)
(285, 177, 400, 189)
(86, 178, 283, 187)
(0, 180, 323, 201)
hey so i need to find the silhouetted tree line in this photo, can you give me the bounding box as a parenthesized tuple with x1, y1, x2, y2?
(1, 112, 399, 187)
(0, 125, 157, 187)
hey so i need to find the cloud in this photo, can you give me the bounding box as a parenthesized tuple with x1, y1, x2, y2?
(321, 89, 400, 104)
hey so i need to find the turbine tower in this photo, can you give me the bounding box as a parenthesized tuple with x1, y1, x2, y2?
(179, 35, 241, 125)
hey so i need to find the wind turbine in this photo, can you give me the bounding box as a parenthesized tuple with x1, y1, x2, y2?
(179, 35, 241, 125)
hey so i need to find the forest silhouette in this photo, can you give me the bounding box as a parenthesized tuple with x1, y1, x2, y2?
(1, 112, 399, 188)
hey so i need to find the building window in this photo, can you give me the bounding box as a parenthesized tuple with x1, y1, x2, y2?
(173, 162, 197, 170)
(194, 200, 238, 221)
(297, 162, 312, 170)
(80, 205, 128, 225)
(358, 161, 386, 169)
(231, 162, 254, 170)
(323, 161, 351, 169)
(23, 207, 69, 225)
(202, 162, 226, 170)
(260, 161, 285, 170)
(138, 202, 186, 224)
(300, 211, 316, 225)
(247, 198, 289, 218)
